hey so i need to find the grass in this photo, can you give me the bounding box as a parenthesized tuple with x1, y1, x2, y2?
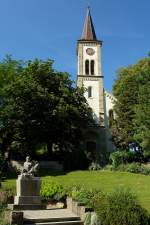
(2, 170, 150, 212)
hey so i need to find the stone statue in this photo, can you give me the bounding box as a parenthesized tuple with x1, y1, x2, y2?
(10, 156, 44, 210)
(21, 156, 39, 177)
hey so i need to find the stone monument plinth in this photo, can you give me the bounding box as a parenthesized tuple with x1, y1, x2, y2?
(14, 175, 41, 205)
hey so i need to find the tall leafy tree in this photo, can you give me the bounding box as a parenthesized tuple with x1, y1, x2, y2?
(112, 56, 150, 156)
(133, 59, 150, 156)
(0, 55, 24, 158)
(0, 57, 94, 159)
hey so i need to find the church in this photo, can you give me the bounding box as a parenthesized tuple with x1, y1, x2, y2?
(76, 8, 115, 162)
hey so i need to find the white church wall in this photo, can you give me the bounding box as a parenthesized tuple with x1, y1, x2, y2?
(84, 80, 100, 124)
(104, 91, 115, 127)
(104, 91, 116, 152)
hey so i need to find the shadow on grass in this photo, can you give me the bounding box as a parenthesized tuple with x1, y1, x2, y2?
(39, 169, 67, 177)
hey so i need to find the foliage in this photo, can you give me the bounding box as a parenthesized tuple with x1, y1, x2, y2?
(109, 150, 136, 168)
(40, 180, 66, 200)
(63, 150, 89, 171)
(110, 149, 145, 168)
(70, 186, 102, 208)
(109, 151, 150, 175)
(0, 188, 13, 225)
(116, 163, 150, 175)
(0, 56, 94, 158)
(0, 187, 15, 204)
(0, 210, 10, 225)
(94, 188, 150, 225)
(0, 153, 4, 181)
(112, 56, 150, 156)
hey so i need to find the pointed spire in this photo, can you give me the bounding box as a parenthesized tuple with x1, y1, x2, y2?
(81, 7, 97, 41)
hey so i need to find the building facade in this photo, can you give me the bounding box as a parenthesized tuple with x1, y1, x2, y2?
(76, 8, 115, 162)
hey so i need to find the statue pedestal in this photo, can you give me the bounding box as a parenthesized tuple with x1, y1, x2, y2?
(8, 175, 45, 210)
(14, 175, 41, 205)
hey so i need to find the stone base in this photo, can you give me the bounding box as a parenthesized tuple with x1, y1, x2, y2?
(10, 211, 23, 225)
(16, 175, 41, 197)
(8, 204, 46, 210)
(14, 196, 41, 205)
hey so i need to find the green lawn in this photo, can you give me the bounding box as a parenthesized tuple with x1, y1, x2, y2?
(2, 170, 150, 212)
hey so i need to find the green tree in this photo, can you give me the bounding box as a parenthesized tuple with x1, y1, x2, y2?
(133, 59, 150, 156)
(0, 55, 24, 158)
(112, 56, 150, 156)
(0, 57, 94, 159)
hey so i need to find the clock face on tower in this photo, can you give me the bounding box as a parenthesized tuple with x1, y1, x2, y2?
(86, 48, 95, 56)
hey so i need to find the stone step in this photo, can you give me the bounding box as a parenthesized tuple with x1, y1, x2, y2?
(24, 217, 81, 223)
(24, 216, 80, 224)
(24, 220, 83, 225)
(8, 204, 46, 210)
(23, 209, 82, 225)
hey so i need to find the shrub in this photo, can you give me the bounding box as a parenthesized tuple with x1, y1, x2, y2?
(40, 180, 66, 201)
(0, 187, 15, 205)
(110, 151, 132, 169)
(116, 163, 150, 175)
(70, 186, 102, 208)
(94, 188, 150, 225)
(0, 153, 4, 183)
(126, 162, 143, 174)
(0, 186, 15, 225)
(0, 192, 9, 225)
(109, 150, 141, 169)
(0, 205, 10, 225)
(63, 150, 89, 171)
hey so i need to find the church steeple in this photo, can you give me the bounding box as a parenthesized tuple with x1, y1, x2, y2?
(81, 7, 97, 41)
(77, 7, 105, 126)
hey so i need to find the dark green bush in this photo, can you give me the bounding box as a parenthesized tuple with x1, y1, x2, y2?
(94, 188, 150, 225)
(70, 186, 102, 208)
(63, 150, 89, 171)
(40, 180, 66, 201)
(126, 163, 147, 174)
(0, 191, 10, 225)
(0, 153, 4, 183)
(0, 186, 16, 225)
(0, 187, 15, 205)
(110, 151, 132, 168)
(109, 150, 144, 169)
(116, 163, 150, 175)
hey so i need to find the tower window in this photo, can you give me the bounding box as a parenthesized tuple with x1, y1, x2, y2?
(85, 60, 89, 75)
(88, 86, 92, 98)
(91, 60, 95, 75)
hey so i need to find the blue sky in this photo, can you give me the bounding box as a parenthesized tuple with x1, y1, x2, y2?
(0, 0, 150, 92)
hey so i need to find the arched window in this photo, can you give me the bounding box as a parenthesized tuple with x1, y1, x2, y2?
(91, 60, 95, 75)
(109, 109, 114, 127)
(109, 109, 114, 119)
(85, 60, 89, 75)
(88, 86, 92, 98)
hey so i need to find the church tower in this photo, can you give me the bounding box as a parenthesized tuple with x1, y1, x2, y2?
(77, 7, 105, 126)
(77, 8, 109, 162)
